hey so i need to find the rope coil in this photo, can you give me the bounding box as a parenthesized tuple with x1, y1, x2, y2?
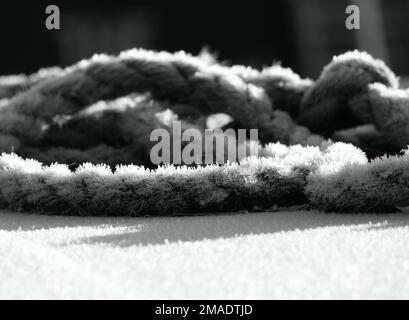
(0, 48, 408, 165)
(2, 49, 409, 214)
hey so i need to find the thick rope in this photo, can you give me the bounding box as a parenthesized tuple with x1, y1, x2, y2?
(1, 48, 409, 215)
(0, 48, 323, 161)
(298, 51, 399, 134)
(0, 143, 366, 215)
(1, 49, 408, 163)
(0, 66, 65, 101)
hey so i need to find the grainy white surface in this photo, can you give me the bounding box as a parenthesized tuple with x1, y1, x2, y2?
(1, 210, 409, 299)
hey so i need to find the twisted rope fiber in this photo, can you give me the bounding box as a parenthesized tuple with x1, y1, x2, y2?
(1, 49, 407, 160)
(0, 66, 64, 99)
(0, 143, 366, 215)
(0, 49, 323, 159)
(1, 48, 409, 214)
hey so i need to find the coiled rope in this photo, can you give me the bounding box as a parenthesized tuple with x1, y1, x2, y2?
(0, 49, 408, 166)
(2, 49, 409, 215)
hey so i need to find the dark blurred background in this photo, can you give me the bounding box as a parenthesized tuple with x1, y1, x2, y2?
(0, 0, 408, 79)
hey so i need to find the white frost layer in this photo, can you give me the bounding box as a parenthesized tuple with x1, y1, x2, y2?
(1, 210, 409, 299)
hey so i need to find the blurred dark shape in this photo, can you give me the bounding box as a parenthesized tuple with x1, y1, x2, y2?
(0, 0, 408, 78)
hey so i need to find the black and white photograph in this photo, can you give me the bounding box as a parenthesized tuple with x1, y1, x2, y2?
(1, 0, 409, 304)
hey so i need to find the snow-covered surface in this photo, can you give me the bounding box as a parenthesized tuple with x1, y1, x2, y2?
(1, 209, 409, 299)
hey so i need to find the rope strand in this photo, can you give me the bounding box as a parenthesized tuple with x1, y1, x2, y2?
(0, 48, 408, 163)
